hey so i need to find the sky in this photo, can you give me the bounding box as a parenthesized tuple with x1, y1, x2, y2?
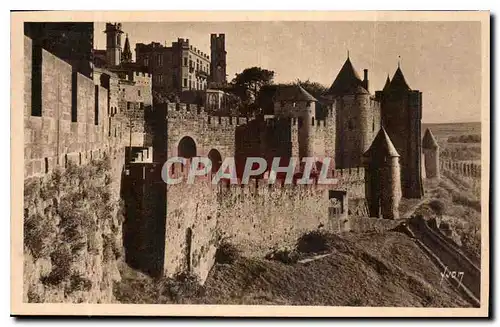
(94, 21, 482, 123)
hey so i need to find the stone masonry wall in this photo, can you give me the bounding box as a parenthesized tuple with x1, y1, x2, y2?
(24, 36, 128, 179)
(217, 181, 334, 256)
(165, 103, 237, 160)
(23, 150, 126, 303)
(164, 181, 219, 283)
(23, 35, 137, 302)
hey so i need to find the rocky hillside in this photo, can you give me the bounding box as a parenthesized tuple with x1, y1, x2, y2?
(23, 155, 124, 303)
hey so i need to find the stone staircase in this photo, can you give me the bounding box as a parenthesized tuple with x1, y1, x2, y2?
(127, 146, 153, 163)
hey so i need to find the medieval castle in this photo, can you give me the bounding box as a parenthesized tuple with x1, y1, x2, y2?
(23, 22, 442, 283)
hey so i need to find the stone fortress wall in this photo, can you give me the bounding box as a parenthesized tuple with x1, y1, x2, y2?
(22, 33, 152, 302)
(123, 100, 370, 281)
(23, 27, 432, 286)
(24, 36, 130, 179)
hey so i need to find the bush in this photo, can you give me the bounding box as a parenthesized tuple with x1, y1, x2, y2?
(447, 134, 481, 143)
(113, 271, 205, 304)
(345, 297, 364, 306)
(440, 146, 481, 161)
(265, 247, 299, 264)
(41, 244, 73, 286)
(24, 213, 57, 259)
(428, 200, 446, 216)
(27, 286, 42, 303)
(452, 192, 481, 212)
(296, 230, 336, 254)
(68, 274, 93, 294)
(215, 239, 241, 264)
(164, 271, 204, 302)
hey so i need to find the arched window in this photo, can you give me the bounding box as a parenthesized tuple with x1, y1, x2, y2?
(208, 149, 223, 173)
(348, 119, 355, 131)
(178, 136, 197, 159)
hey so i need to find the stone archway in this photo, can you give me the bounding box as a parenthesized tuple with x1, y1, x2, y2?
(208, 148, 223, 173)
(178, 136, 197, 159)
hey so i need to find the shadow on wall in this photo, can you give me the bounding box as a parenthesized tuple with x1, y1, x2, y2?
(121, 168, 167, 277)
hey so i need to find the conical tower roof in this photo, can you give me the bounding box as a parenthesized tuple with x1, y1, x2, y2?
(422, 128, 439, 149)
(122, 34, 132, 63)
(274, 84, 317, 102)
(382, 75, 391, 92)
(364, 126, 400, 159)
(326, 57, 367, 96)
(387, 66, 411, 92)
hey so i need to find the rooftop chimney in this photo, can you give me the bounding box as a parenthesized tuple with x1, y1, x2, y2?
(362, 69, 369, 91)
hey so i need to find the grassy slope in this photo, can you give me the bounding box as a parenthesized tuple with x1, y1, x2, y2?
(115, 230, 470, 307)
(200, 231, 469, 307)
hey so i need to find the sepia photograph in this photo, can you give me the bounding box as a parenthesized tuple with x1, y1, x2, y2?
(10, 11, 490, 317)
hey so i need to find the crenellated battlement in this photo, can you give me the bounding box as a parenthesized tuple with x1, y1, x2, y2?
(165, 102, 254, 128)
(165, 175, 328, 199)
(165, 161, 364, 193)
(23, 35, 147, 178)
(332, 166, 365, 181)
(166, 102, 206, 115)
(133, 71, 152, 78)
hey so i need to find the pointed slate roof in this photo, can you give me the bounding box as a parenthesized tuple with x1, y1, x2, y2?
(382, 75, 391, 92)
(122, 34, 132, 62)
(363, 127, 400, 159)
(326, 57, 368, 96)
(422, 128, 439, 149)
(274, 84, 317, 102)
(387, 66, 411, 92)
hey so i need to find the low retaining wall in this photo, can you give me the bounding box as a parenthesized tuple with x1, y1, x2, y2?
(345, 217, 402, 233)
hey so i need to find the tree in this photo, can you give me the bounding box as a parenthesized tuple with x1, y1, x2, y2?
(255, 80, 329, 117)
(298, 80, 329, 119)
(152, 90, 179, 105)
(231, 67, 275, 104)
(298, 79, 328, 100)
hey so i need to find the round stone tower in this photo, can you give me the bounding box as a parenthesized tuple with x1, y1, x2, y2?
(363, 127, 402, 219)
(422, 128, 440, 179)
(323, 56, 381, 168)
(273, 84, 317, 160)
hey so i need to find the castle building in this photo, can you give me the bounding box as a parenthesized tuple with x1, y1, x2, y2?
(93, 23, 153, 150)
(323, 57, 381, 169)
(135, 38, 210, 94)
(209, 34, 227, 86)
(24, 20, 429, 285)
(375, 65, 424, 199)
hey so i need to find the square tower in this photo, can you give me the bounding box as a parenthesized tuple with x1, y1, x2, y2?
(376, 66, 424, 199)
(210, 34, 227, 85)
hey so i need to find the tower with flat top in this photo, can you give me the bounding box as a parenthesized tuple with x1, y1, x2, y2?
(105, 23, 123, 67)
(210, 34, 227, 85)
